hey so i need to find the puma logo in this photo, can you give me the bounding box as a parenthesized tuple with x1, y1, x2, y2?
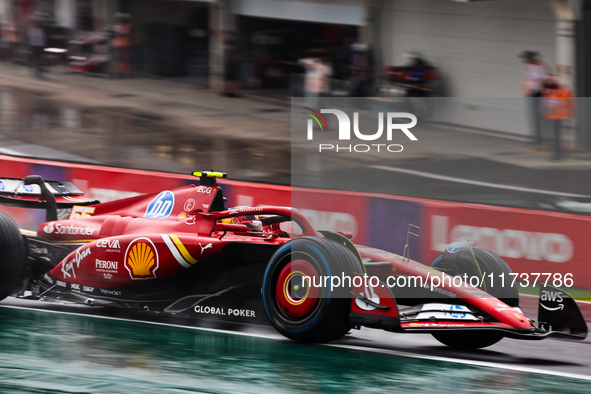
(199, 243, 213, 254)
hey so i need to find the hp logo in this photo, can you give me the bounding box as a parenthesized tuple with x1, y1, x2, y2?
(145, 191, 175, 219)
(449, 305, 466, 319)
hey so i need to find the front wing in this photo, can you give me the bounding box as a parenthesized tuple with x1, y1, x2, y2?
(350, 281, 587, 341)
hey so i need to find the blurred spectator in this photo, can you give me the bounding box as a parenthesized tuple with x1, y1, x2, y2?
(348, 42, 374, 97)
(0, 21, 9, 60)
(27, 19, 46, 80)
(112, 15, 133, 78)
(298, 52, 332, 106)
(381, 51, 438, 98)
(334, 37, 354, 81)
(6, 23, 18, 58)
(541, 74, 574, 161)
(401, 51, 437, 97)
(519, 50, 547, 145)
(222, 32, 242, 98)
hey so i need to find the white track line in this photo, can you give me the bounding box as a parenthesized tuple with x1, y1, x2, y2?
(2, 303, 590, 382)
(327, 343, 591, 382)
(370, 165, 591, 198)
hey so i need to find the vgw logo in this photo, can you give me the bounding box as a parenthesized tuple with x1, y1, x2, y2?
(303, 107, 417, 153)
(145, 191, 175, 219)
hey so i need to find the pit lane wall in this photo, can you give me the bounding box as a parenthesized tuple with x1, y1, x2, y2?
(1, 154, 589, 290)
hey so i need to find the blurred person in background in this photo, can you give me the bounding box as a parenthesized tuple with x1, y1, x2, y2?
(519, 50, 547, 146)
(112, 15, 133, 78)
(381, 51, 437, 117)
(348, 42, 374, 97)
(334, 37, 354, 82)
(27, 18, 46, 80)
(1, 22, 22, 63)
(541, 73, 574, 161)
(298, 51, 332, 107)
(222, 32, 242, 98)
(0, 20, 9, 61)
(401, 51, 437, 97)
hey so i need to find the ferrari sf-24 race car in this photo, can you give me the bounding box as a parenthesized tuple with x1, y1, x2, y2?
(0, 171, 586, 349)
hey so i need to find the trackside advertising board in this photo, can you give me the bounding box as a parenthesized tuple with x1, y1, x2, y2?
(1, 154, 590, 289)
(421, 202, 590, 289)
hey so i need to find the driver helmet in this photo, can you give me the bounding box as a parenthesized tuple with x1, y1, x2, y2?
(221, 207, 263, 231)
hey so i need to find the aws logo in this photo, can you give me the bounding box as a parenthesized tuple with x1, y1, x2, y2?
(124, 238, 159, 280)
(540, 289, 565, 311)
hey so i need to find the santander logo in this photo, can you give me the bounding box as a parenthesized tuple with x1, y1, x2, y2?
(42, 223, 95, 237)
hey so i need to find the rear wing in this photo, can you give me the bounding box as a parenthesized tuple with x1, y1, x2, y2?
(0, 175, 99, 221)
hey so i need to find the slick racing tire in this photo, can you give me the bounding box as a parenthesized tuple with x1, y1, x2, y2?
(429, 247, 519, 307)
(262, 236, 363, 343)
(0, 212, 26, 301)
(431, 332, 502, 350)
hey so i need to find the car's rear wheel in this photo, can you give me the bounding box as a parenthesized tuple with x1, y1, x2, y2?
(262, 236, 363, 343)
(0, 212, 26, 300)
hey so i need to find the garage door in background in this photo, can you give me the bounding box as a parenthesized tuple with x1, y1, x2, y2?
(377, 0, 556, 137)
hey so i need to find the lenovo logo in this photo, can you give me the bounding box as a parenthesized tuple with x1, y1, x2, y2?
(431, 215, 574, 263)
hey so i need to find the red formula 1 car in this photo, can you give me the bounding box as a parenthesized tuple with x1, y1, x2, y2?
(0, 172, 587, 349)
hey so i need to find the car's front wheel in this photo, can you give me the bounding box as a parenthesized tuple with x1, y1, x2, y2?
(429, 244, 519, 307)
(262, 236, 363, 343)
(428, 242, 517, 349)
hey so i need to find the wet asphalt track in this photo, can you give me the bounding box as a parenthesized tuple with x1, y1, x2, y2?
(1, 295, 590, 393)
(291, 156, 591, 214)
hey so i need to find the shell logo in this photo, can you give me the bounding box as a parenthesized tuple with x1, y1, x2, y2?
(124, 238, 159, 280)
